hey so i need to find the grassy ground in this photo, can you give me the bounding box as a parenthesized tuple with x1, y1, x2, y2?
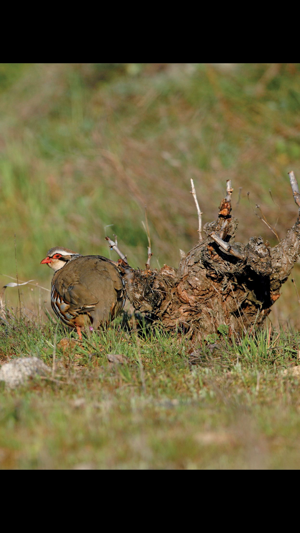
(1, 317, 300, 469)
(2, 64, 300, 469)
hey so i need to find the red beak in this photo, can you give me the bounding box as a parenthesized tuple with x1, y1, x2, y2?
(40, 257, 52, 264)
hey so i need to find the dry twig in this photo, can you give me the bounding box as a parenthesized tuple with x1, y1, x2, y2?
(190, 179, 203, 242)
(142, 209, 152, 270)
(210, 232, 246, 261)
(288, 170, 300, 211)
(105, 235, 128, 264)
(225, 180, 233, 202)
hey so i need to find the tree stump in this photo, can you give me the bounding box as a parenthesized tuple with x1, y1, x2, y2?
(110, 171, 300, 341)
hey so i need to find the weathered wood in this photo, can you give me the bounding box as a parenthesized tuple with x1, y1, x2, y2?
(115, 172, 300, 341)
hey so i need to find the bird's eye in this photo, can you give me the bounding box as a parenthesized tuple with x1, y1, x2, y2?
(53, 254, 61, 259)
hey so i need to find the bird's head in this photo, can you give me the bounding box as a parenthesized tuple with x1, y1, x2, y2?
(40, 247, 80, 271)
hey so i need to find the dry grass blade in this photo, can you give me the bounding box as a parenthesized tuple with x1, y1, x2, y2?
(0, 275, 50, 292)
(4, 280, 35, 288)
(255, 205, 280, 242)
(1, 280, 37, 323)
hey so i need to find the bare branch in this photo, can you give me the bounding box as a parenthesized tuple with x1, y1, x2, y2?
(210, 232, 246, 260)
(288, 170, 300, 210)
(190, 179, 203, 242)
(211, 232, 230, 252)
(142, 211, 152, 270)
(145, 247, 152, 271)
(225, 180, 233, 202)
(218, 180, 233, 218)
(105, 235, 128, 264)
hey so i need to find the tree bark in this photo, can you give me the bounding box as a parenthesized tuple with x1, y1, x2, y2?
(115, 172, 300, 341)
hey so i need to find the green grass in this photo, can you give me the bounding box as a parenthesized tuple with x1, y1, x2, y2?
(1, 315, 300, 469)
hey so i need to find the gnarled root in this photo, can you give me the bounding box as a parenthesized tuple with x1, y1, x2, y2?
(116, 172, 300, 340)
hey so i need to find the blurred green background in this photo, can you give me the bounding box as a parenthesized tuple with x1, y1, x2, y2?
(1, 63, 300, 326)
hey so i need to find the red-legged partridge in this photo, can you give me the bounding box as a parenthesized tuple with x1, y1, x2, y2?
(40, 247, 126, 339)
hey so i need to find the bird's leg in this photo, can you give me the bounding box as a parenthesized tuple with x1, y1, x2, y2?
(76, 325, 83, 340)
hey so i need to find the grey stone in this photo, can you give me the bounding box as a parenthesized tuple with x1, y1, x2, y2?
(0, 357, 50, 388)
(107, 353, 128, 364)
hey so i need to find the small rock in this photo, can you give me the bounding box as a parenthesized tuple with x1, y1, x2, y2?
(107, 353, 128, 365)
(283, 366, 300, 377)
(0, 357, 50, 389)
